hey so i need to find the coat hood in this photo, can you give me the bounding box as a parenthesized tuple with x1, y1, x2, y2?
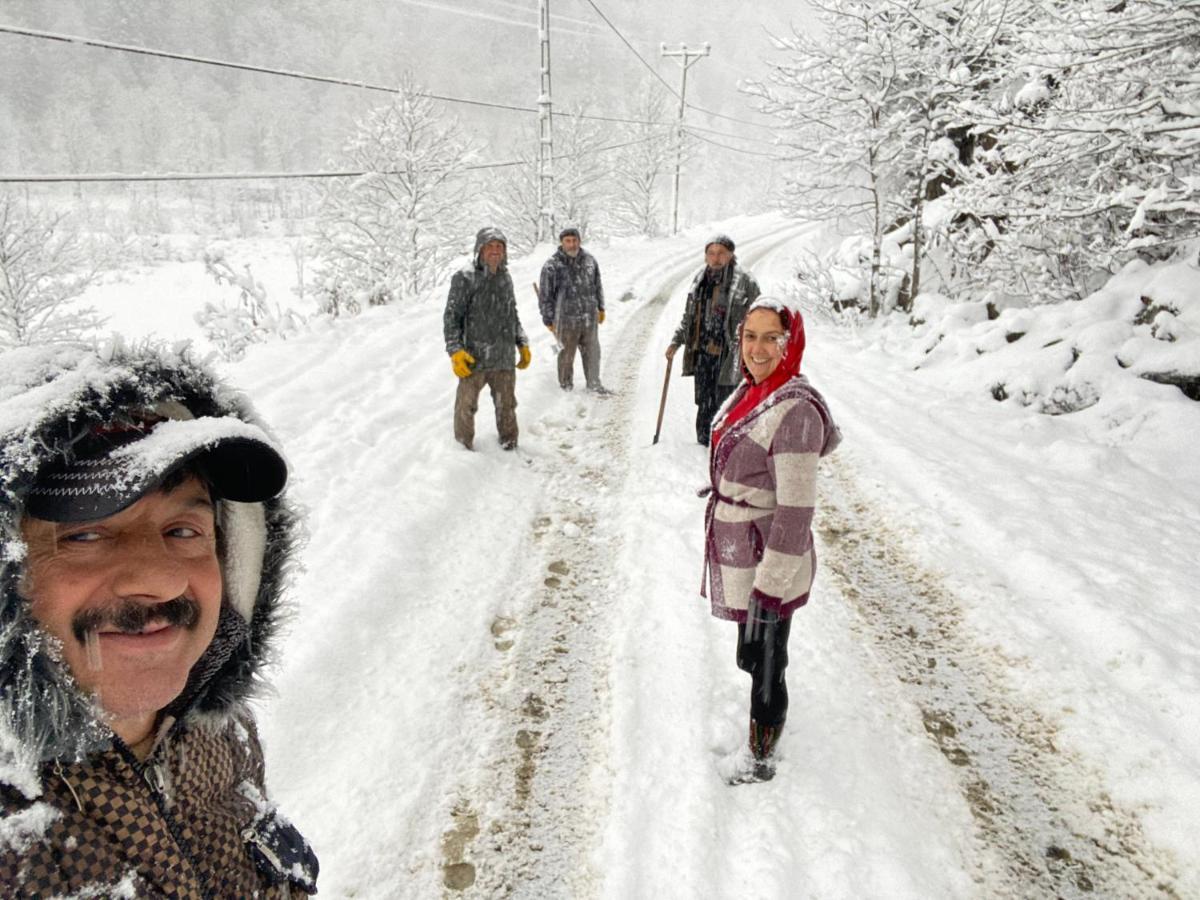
(473, 226, 509, 271)
(0, 341, 299, 771)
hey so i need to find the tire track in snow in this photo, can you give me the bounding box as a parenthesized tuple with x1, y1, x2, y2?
(819, 453, 1182, 899)
(435, 226, 814, 898)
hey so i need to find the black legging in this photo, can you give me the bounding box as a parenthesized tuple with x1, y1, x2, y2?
(736, 615, 792, 727)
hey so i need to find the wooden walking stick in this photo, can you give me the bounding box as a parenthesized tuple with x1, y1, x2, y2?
(653, 354, 674, 445)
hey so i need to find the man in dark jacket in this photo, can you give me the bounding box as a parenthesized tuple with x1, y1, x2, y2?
(538, 225, 607, 392)
(0, 343, 318, 897)
(666, 234, 761, 444)
(444, 226, 531, 450)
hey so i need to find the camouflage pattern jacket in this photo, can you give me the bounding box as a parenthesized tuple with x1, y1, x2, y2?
(0, 344, 317, 898)
(443, 226, 529, 371)
(538, 247, 604, 328)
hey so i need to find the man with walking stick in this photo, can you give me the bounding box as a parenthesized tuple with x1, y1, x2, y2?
(664, 234, 760, 445)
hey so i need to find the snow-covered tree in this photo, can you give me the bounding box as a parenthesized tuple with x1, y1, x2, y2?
(744, 0, 920, 316)
(0, 196, 106, 349)
(954, 0, 1200, 303)
(550, 104, 611, 238)
(609, 86, 675, 237)
(488, 140, 542, 255)
(746, 0, 1037, 315)
(314, 75, 479, 313)
(489, 105, 618, 251)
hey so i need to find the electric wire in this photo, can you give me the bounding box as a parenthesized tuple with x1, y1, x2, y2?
(0, 132, 674, 184)
(683, 128, 783, 159)
(573, 0, 775, 132)
(393, 0, 601, 38)
(575, 0, 681, 98)
(0, 23, 538, 114)
(0, 22, 764, 141)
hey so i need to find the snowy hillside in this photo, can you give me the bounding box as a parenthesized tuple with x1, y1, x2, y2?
(66, 215, 1200, 898)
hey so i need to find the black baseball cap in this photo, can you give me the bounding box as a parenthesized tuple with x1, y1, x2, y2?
(25, 410, 288, 523)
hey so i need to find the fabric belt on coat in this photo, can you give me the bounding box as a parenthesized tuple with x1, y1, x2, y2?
(698, 485, 761, 599)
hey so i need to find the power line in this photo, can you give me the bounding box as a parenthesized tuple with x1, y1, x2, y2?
(0, 22, 768, 141)
(0, 132, 674, 184)
(0, 170, 360, 184)
(685, 102, 776, 131)
(0, 23, 534, 114)
(575, 0, 680, 98)
(572, 1, 775, 132)
(393, 0, 601, 38)
(684, 128, 783, 159)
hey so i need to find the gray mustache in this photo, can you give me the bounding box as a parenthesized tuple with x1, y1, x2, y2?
(71, 595, 201, 644)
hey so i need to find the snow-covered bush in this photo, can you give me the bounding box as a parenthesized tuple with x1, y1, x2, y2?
(0, 196, 107, 349)
(197, 246, 304, 361)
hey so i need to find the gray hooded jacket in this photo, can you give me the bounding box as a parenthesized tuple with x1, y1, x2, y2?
(443, 227, 529, 371)
(538, 246, 604, 328)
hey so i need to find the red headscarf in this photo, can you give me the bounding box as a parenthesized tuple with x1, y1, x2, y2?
(711, 301, 806, 449)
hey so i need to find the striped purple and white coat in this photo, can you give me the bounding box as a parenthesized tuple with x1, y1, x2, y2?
(702, 374, 841, 622)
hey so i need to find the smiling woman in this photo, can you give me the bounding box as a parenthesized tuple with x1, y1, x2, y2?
(703, 297, 843, 784)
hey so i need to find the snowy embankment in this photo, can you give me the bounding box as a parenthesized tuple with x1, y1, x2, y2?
(806, 250, 1200, 893)
(82, 217, 1199, 897)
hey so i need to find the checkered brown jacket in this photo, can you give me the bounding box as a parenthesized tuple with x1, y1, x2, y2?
(1, 716, 293, 898)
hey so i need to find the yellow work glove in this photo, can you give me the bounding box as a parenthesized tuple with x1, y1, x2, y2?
(598, 309, 606, 324)
(517, 345, 532, 370)
(450, 349, 475, 378)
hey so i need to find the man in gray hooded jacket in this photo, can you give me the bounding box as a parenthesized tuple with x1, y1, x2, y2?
(444, 227, 531, 450)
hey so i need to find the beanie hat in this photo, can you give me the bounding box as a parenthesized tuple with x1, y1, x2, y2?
(559, 225, 581, 241)
(706, 234, 735, 252)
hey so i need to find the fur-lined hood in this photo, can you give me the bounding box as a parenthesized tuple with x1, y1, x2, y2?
(0, 341, 298, 776)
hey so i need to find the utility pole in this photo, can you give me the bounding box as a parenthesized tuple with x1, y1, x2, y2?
(660, 42, 709, 235)
(537, 0, 554, 243)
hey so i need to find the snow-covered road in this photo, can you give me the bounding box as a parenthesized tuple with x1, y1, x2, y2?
(171, 216, 1198, 898)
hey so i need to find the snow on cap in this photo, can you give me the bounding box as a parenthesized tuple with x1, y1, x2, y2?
(706, 234, 735, 252)
(559, 225, 581, 241)
(25, 403, 288, 523)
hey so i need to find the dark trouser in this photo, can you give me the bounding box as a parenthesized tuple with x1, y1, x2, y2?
(693, 350, 734, 445)
(454, 368, 518, 448)
(556, 320, 602, 390)
(736, 614, 792, 727)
